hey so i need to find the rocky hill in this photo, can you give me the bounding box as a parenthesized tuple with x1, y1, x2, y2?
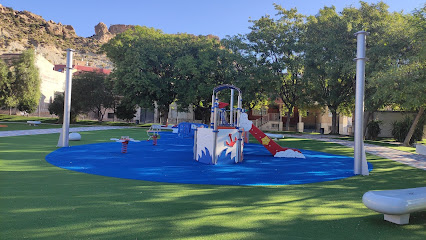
(0, 4, 133, 69)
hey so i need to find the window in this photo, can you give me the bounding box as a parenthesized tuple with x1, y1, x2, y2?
(107, 113, 114, 119)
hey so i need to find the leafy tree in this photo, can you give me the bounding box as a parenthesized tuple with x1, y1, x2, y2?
(342, 2, 413, 134)
(369, 4, 426, 145)
(0, 59, 12, 107)
(48, 71, 114, 123)
(102, 27, 165, 122)
(221, 34, 270, 112)
(304, 6, 357, 134)
(172, 35, 236, 123)
(373, 62, 425, 145)
(13, 49, 41, 113)
(48, 92, 79, 123)
(71, 71, 115, 121)
(103, 26, 233, 125)
(244, 5, 307, 130)
(115, 101, 137, 122)
(303, 2, 410, 134)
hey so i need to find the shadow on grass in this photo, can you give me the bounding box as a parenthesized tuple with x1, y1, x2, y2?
(1, 130, 425, 239)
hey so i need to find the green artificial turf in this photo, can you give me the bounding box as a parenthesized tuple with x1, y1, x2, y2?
(335, 136, 425, 154)
(0, 114, 59, 123)
(0, 129, 425, 240)
(0, 122, 64, 131)
(0, 114, 139, 127)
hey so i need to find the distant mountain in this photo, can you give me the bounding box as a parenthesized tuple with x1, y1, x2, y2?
(0, 4, 220, 69)
(0, 4, 116, 68)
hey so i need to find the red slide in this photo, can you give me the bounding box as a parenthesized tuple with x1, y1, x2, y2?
(248, 124, 302, 156)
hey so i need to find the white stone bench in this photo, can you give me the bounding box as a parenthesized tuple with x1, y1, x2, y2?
(27, 121, 41, 126)
(69, 132, 81, 141)
(416, 144, 426, 156)
(362, 187, 426, 224)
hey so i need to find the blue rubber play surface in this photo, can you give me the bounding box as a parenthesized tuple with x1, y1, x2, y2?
(46, 132, 372, 186)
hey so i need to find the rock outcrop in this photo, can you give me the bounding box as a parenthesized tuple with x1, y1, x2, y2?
(109, 24, 134, 34)
(92, 23, 135, 43)
(0, 4, 111, 68)
(95, 22, 109, 36)
(45, 20, 76, 38)
(93, 22, 114, 43)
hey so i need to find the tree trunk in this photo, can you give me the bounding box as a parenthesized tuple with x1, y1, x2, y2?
(160, 108, 169, 125)
(285, 111, 291, 131)
(330, 109, 339, 135)
(351, 110, 355, 136)
(403, 107, 424, 146)
(97, 109, 104, 122)
(203, 107, 210, 125)
(363, 111, 373, 139)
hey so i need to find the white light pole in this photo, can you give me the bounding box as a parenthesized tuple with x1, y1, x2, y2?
(354, 31, 369, 175)
(230, 89, 234, 125)
(57, 49, 74, 147)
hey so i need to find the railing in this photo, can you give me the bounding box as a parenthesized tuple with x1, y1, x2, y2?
(254, 113, 281, 127)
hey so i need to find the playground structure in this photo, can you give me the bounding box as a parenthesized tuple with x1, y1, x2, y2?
(146, 125, 161, 141)
(194, 84, 304, 165)
(194, 85, 244, 164)
(178, 122, 208, 138)
(110, 136, 140, 153)
(147, 124, 178, 144)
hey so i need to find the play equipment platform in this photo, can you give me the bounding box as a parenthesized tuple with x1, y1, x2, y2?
(194, 84, 305, 165)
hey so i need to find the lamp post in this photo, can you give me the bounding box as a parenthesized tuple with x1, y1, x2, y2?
(354, 31, 369, 175)
(57, 49, 74, 147)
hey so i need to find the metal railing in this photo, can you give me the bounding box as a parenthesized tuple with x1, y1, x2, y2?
(254, 113, 281, 127)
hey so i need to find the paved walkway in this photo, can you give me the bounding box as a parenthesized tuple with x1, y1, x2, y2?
(0, 126, 424, 170)
(286, 134, 426, 170)
(0, 126, 134, 137)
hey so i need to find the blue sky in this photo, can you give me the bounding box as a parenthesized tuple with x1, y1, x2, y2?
(1, 0, 424, 38)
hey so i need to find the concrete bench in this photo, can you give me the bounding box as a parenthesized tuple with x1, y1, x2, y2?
(362, 187, 426, 224)
(416, 144, 426, 156)
(27, 121, 41, 126)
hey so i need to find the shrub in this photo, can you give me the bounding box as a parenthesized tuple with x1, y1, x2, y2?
(391, 116, 424, 144)
(366, 120, 381, 140)
(48, 93, 79, 123)
(115, 102, 136, 123)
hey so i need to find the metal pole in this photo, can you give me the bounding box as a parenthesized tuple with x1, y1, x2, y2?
(236, 93, 243, 162)
(230, 89, 234, 126)
(212, 94, 219, 164)
(354, 31, 369, 175)
(57, 49, 74, 147)
(193, 129, 198, 160)
(210, 93, 215, 128)
(236, 94, 241, 127)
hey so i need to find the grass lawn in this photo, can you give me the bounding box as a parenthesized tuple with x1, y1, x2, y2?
(1, 129, 425, 240)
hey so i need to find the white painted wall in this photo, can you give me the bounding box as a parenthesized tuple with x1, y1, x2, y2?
(35, 54, 66, 116)
(372, 111, 419, 138)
